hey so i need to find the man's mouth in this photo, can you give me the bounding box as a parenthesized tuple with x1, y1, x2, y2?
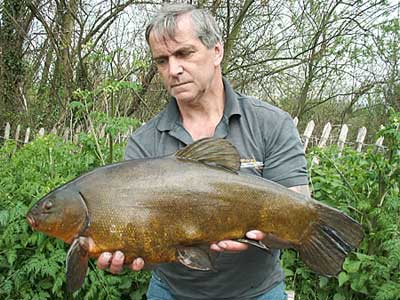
(171, 82, 190, 88)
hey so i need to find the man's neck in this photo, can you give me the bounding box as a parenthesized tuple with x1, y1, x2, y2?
(177, 78, 225, 141)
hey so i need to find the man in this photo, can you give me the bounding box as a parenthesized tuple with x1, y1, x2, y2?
(97, 3, 310, 300)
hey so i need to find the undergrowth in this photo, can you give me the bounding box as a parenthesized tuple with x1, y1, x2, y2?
(0, 111, 399, 299)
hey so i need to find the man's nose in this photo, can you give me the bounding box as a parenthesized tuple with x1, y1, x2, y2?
(169, 57, 183, 76)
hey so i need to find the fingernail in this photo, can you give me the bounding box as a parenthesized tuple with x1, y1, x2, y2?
(247, 232, 257, 239)
(103, 252, 112, 262)
(115, 251, 123, 260)
(218, 242, 227, 249)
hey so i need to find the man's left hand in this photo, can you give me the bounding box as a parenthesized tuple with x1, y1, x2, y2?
(210, 230, 266, 252)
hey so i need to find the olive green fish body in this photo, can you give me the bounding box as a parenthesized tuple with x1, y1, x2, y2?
(75, 157, 313, 260)
(26, 138, 363, 292)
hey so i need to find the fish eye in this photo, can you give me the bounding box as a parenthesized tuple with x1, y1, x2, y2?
(43, 201, 53, 210)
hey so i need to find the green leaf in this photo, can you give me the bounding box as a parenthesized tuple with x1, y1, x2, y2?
(343, 260, 361, 273)
(333, 293, 346, 300)
(319, 276, 329, 288)
(338, 272, 349, 287)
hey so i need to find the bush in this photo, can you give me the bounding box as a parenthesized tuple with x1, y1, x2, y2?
(0, 127, 149, 300)
(1, 111, 399, 299)
(282, 110, 400, 300)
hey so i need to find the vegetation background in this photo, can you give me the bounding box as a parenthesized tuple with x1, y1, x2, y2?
(0, 0, 399, 299)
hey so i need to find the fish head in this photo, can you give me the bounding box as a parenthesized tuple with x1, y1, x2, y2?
(26, 186, 88, 244)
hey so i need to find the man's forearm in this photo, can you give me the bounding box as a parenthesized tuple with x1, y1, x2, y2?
(288, 185, 310, 197)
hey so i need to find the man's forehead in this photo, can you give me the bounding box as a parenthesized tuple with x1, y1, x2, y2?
(149, 14, 196, 44)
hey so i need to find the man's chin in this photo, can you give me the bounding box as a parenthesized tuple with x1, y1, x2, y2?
(172, 92, 196, 103)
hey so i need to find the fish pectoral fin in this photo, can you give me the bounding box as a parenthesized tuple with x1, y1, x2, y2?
(236, 238, 271, 252)
(177, 246, 217, 272)
(66, 237, 89, 293)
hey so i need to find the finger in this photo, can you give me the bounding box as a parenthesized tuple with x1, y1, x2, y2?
(216, 240, 249, 252)
(130, 257, 145, 271)
(97, 252, 112, 270)
(210, 243, 224, 252)
(246, 230, 266, 240)
(109, 251, 125, 274)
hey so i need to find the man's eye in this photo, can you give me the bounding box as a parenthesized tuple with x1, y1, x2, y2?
(154, 58, 167, 65)
(178, 51, 193, 58)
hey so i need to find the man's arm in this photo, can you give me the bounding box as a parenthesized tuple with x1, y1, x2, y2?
(288, 184, 310, 196)
(210, 184, 310, 252)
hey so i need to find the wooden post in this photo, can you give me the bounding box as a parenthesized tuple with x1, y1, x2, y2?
(302, 120, 315, 151)
(287, 290, 295, 300)
(63, 128, 70, 141)
(293, 117, 299, 127)
(73, 125, 81, 144)
(318, 122, 332, 148)
(312, 122, 332, 165)
(355, 127, 367, 152)
(24, 128, 31, 144)
(14, 125, 21, 143)
(337, 124, 348, 155)
(38, 128, 45, 137)
(374, 136, 384, 153)
(5, 123, 11, 140)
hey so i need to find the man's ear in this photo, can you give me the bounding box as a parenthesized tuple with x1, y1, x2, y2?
(213, 41, 224, 66)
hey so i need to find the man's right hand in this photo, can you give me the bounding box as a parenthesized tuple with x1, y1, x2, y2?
(97, 251, 145, 274)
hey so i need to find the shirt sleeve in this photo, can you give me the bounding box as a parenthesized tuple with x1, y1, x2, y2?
(124, 134, 152, 160)
(262, 113, 308, 188)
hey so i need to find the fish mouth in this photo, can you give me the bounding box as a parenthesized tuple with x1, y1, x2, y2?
(26, 214, 37, 228)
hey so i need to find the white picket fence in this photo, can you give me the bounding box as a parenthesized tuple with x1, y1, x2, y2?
(292, 117, 384, 153)
(0, 122, 135, 146)
(1, 119, 385, 154)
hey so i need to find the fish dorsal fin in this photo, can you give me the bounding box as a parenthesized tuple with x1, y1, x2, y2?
(175, 138, 240, 172)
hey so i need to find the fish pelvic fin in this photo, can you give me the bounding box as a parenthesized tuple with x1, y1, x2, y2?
(66, 237, 89, 293)
(175, 138, 240, 172)
(177, 245, 217, 272)
(299, 202, 364, 277)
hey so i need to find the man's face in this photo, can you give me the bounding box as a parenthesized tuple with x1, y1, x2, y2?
(149, 14, 223, 104)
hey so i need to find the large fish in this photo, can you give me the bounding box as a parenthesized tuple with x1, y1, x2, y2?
(26, 138, 363, 292)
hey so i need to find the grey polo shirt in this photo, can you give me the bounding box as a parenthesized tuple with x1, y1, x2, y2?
(124, 78, 308, 299)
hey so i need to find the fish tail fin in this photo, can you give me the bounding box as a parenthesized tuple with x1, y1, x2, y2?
(299, 201, 363, 276)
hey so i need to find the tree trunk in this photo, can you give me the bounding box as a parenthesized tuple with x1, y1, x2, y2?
(0, 0, 34, 123)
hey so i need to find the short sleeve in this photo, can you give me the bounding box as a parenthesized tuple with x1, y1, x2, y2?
(124, 134, 152, 160)
(262, 113, 308, 187)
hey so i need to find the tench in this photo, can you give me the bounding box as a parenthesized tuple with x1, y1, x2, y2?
(26, 138, 363, 292)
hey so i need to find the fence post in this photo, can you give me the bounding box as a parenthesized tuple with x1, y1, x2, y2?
(355, 127, 367, 152)
(38, 128, 45, 137)
(374, 136, 384, 153)
(312, 122, 332, 165)
(337, 124, 348, 156)
(24, 128, 31, 144)
(5, 123, 11, 140)
(303, 120, 315, 151)
(318, 122, 332, 148)
(15, 125, 21, 143)
(293, 117, 299, 127)
(63, 128, 70, 141)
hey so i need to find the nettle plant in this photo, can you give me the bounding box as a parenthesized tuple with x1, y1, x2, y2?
(283, 110, 400, 300)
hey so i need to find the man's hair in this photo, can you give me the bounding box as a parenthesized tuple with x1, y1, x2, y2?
(145, 3, 222, 49)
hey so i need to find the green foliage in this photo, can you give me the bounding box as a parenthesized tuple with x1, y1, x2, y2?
(1, 109, 399, 299)
(0, 120, 148, 299)
(282, 110, 400, 300)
